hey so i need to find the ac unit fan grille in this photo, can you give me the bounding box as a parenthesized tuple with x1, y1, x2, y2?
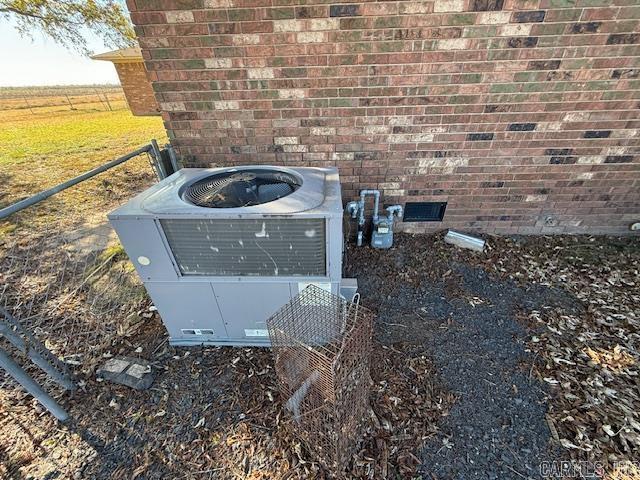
(160, 218, 326, 277)
(182, 169, 301, 208)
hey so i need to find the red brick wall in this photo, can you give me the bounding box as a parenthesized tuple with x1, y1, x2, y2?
(114, 62, 161, 116)
(128, 0, 640, 234)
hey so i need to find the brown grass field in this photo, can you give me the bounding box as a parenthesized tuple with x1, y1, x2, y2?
(0, 85, 167, 233)
(0, 85, 127, 115)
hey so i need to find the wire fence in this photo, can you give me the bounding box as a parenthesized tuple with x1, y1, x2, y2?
(0, 147, 159, 421)
(0, 85, 127, 113)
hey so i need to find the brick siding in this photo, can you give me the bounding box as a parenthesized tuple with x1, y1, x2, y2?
(127, 0, 640, 234)
(114, 62, 161, 116)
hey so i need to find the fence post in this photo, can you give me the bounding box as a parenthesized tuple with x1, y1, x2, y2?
(166, 143, 180, 172)
(103, 92, 113, 111)
(22, 96, 34, 114)
(94, 88, 107, 110)
(150, 139, 168, 179)
(65, 93, 75, 110)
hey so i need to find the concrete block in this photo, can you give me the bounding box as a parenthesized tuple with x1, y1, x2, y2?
(97, 356, 155, 390)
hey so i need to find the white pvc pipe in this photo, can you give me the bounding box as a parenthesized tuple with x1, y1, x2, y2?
(444, 230, 486, 252)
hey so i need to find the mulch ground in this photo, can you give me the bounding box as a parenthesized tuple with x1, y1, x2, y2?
(1, 232, 638, 479)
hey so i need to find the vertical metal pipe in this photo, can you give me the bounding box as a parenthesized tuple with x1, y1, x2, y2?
(0, 348, 69, 422)
(359, 190, 381, 222)
(166, 143, 179, 173)
(147, 151, 163, 181)
(150, 139, 168, 180)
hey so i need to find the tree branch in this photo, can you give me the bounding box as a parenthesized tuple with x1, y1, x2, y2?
(0, 7, 47, 21)
(0, 1, 135, 53)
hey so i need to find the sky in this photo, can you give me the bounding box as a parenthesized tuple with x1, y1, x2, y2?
(0, 22, 120, 87)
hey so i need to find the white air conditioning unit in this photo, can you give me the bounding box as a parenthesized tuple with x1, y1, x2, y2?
(108, 166, 351, 346)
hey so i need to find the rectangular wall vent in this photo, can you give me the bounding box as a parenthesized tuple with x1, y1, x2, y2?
(403, 202, 447, 222)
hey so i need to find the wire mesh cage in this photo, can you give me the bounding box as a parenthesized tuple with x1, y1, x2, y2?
(267, 285, 374, 474)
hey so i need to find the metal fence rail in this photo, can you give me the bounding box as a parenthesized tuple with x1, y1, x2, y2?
(0, 140, 174, 422)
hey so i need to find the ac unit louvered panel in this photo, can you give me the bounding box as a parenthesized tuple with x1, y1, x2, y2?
(160, 218, 326, 277)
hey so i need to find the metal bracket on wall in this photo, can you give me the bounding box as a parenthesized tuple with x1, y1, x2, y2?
(149, 140, 181, 180)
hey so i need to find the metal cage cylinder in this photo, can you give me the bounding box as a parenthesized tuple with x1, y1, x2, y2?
(267, 285, 374, 473)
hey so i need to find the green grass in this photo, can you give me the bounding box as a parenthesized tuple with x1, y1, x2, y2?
(4, 112, 128, 162)
(0, 106, 166, 200)
(0, 107, 165, 169)
(0, 105, 167, 233)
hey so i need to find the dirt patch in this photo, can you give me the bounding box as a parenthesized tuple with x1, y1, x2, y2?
(2, 232, 639, 479)
(346, 234, 583, 479)
(1, 314, 452, 480)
